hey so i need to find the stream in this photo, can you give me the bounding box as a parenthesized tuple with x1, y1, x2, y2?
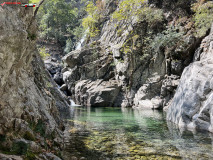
(64, 107, 213, 160)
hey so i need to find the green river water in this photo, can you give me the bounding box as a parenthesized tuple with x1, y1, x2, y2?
(65, 107, 213, 160)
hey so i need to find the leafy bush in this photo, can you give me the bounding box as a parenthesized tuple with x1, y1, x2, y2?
(112, 0, 163, 27)
(37, 0, 78, 44)
(39, 47, 50, 59)
(82, 1, 101, 37)
(12, 141, 28, 155)
(72, 26, 85, 42)
(64, 39, 74, 54)
(151, 26, 184, 51)
(192, 0, 213, 37)
(23, 131, 36, 141)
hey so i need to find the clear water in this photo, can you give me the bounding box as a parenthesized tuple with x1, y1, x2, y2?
(65, 107, 213, 160)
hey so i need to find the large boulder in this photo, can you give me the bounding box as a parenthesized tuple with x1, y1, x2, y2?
(75, 80, 121, 107)
(167, 24, 213, 132)
(133, 74, 163, 109)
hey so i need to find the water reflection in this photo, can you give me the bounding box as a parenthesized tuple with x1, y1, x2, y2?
(66, 106, 213, 159)
(167, 122, 213, 159)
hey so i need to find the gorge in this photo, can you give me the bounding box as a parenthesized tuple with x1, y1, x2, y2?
(0, 0, 213, 159)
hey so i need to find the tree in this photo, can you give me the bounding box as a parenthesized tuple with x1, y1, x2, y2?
(192, 0, 213, 37)
(82, 1, 100, 37)
(37, 0, 78, 45)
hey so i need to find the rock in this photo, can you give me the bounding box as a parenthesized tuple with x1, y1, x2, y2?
(44, 59, 62, 76)
(13, 139, 41, 154)
(60, 84, 68, 91)
(171, 60, 183, 75)
(70, 156, 78, 160)
(61, 0, 198, 109)
(53, 72, 63, 85)
(75, 80, 121, 107)
(0, 153, 23, 160)
(39, 153, 62, 160)
(133, 74, 164, 109)
(0, 3, 68, 156)
(167, 23, 213, 132)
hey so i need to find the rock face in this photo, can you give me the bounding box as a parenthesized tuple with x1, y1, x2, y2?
(167, 24, 213, 132)
(75, 80, 121, 107)
(62, 0, 199, 108)
(0, 2, 68, 158)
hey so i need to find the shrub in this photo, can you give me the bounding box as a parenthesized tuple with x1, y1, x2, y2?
(82, 2, 101, 37)
(37, 0, 78, 44)
(64, 39, 74, 54)
(39, 47, 50, 59)
(192, 0, 213, 37)
(12, 141, 28, 155)
(23, 131, 36, 141)
(112, 0, 163, 27)
(151, 25, 184, 51)
(29, 119, 46, 137)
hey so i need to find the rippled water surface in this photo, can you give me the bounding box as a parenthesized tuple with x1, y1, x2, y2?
(65, 107, 213, 160)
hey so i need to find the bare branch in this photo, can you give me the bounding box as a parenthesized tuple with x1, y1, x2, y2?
(33, 0, 45, 18)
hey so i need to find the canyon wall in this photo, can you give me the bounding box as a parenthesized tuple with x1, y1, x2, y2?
(167, 24, 213, 132)
(62, 0, 200, 109)
(0, 1, 69, 159)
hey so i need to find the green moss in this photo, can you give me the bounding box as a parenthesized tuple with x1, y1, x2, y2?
(38, 47, 50, 60)
(27, 32, 37, 41)
(24, 151, 36, 160)
(23, 131, 36, 141)
(0, 134, 6, 142)
(12, 141, 28, 155)
(34, 120, 45, 137)
(29, 119, 46, 137)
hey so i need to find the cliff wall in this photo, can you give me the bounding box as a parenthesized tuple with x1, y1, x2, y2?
(0, 1, 69, 159)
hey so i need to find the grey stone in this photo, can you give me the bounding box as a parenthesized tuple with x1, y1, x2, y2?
(0, 4, 68, 155)
(167, 24, 213, 132)
(53, 72, 63, 85)
(0, 153, 23, 160)
(75, 80, 121, 107)
(60, 84, 68, 91)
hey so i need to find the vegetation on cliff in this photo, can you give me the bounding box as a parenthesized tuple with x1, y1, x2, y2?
(192, 0, 213, 36)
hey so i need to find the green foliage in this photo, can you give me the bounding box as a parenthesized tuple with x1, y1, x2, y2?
(23, 131, 36, 141)
(112, 0, 145, 20)
(0, 134, 6, 142)
(82, 2, 101, 37)
(112, 0, 164, 63)
(64, 39, 74, 54)
(24, 151, 36, 160)
(72, 26, 85, 42)
(12, 141, 28, 155)
(138, 7, 164, 27)
(27, 32, 37, 41)
(29, 0, 40, 3)
(112, 0, 163, 27)
(29, 119, 46, 137)
(39, 47, 50, 59)
(151, 25, 184, 51)
(37, 0, 78, 45)
(34, 120, 46, 137)
(192, 0, 213, 37)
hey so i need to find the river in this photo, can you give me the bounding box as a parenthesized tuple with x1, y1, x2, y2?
(64, 107, 213, 160)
